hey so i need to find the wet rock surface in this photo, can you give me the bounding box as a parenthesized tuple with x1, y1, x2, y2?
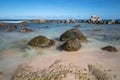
(28, 35, 55, 48)
(102, 46, 118, 52)
(60, 29, 87, 43)
(61, 38, 81, 51)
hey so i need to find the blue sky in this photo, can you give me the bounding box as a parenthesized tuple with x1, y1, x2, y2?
(0, 0, 120, 19)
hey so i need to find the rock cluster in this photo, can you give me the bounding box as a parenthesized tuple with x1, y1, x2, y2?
(6, 25, 17, 32)
(12, 60, 113, 80)
(60, 29, 87, 51)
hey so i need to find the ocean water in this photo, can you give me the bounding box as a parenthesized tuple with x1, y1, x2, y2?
(0, 21, 120, 80)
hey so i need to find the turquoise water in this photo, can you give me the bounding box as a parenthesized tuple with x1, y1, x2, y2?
(0, 22, 120, 52)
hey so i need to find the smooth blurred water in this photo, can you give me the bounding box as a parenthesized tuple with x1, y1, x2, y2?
(0, 21, 120, 52)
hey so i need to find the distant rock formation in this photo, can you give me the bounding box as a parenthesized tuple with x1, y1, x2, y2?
(90, 15, 103, 24)
(28, 20, 46, 23)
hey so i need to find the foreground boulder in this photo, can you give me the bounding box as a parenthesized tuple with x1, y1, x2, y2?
(61, 38, 81, 51)
(60, 29, 87, 43)
(20, 28, 33, 33)
(102, 46, 118, 52)
(28, 36, 55, 48)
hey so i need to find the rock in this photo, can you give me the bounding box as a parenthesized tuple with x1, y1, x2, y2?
(108, 19, 116, 24)
(61, 38, 81, 51)
(0, 72, 3, 80)
(28, 19, 46, 23)
(73, 24, 81, 28)
(102, 46, 118, 52)
(20, 28, 33, 33)
(6, 25, 17, 32)
(28, 35, 55, 48)
(88, 64, 112, 80)
(0, 22, 8, 27)
(19, 22, 27, 26)
(60, 29, 87, 43)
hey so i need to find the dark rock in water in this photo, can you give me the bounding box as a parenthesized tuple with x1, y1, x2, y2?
(6, 25, 17, 32)
(61, 38, 81, 51)
(19, 22, 27, 26)
(20, 28, 33, 33)
(28, 36, 55, 48)
(102, 46, 118, 52)
(73, 24, 81, 28)
(60, 29, 87, 43)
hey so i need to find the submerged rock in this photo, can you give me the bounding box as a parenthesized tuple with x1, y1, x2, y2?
(6, 25, 17, 32)
(60, 29, 87, 43)
(20, 28, 33, 33)
(102, 46, 118, 52)
(61, 38, 81, 51)
(28, 35, 55, 48)
(73, 24, 81, 28)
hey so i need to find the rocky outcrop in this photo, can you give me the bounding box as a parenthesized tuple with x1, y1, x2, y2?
(0, 22, 8, 27)
(108, 19, 116, 24)
(20, 28, 33, 33)
(90, 16, 103, 24)
(61, 38, 81, 51)
(6, 25, 17, 32)
(28, 35, 55, 48)
(60, 29, 87, 43)
(19, 22, 27, 26)
(102, 46, 118, 52)
(28, 20, 46, 23)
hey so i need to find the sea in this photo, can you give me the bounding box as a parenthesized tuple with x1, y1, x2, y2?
(0, 19, 120, 80)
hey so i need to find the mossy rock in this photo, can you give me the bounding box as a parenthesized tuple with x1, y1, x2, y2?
(61, 38, 81, 51)
(102, 45, 118, 52)
(60, 29, 87, 43)
(28, 36, 55, 48)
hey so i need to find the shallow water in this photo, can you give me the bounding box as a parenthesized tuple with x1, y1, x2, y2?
(0, 21, 120, 80)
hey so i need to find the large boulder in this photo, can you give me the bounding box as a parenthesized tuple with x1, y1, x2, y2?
(60, 29, 87, 43)
(20, 28, 33, 33)
(61, 38, 81, 51)
(102, 46, 118, 52)
(28, 36, 55, 48)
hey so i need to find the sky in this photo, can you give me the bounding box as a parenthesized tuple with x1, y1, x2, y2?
(0, 0, 120, 19)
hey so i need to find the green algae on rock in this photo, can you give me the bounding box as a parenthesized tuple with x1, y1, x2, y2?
(60, 29, 87, 43)
(28, 35, 55, 48)
(61, 38, 81, 51)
